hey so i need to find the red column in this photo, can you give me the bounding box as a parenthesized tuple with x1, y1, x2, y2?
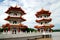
(8, 27, 10, 31)
(4, 29, 6, 32)
(18, 28, 20, 32)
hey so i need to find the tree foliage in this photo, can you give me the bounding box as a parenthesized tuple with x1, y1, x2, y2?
(52, 29, 60, 32)
(26, 28, 37, 32)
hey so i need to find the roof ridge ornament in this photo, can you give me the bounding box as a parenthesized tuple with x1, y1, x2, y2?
(15, 4, 18, 8)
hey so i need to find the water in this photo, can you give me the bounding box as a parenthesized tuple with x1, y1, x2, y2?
(52, 32, 60, 40)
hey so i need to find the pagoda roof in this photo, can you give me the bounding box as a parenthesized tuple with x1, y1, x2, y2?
(36, 18, 52, 23)
(35, 9, 51, 18)
(5, 6, 26, 15)
(2, 23, 10, 28)
(34, 24, 54, 29)
(34, 25, 44, 29)
(10, 24, 27, 28)
(4, 16, 26, 21)
(2, 23, 28, 29)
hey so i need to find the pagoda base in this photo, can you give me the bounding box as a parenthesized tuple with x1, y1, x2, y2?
(37, 28, 52, 32)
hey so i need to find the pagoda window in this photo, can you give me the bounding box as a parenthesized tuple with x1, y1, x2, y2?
(40, 22, 43, 25)
(9, 12, 12, 13)
(46, 28, 50, 32)
(9, 11, 14, 14)
(14, 13, 17, 16)
(9, 20, 11, 23)
(13, 21, 17, 24)
(40, 16, 42, 18)
(44, 15, 46, 17)
(42, 14, 47, 18)
(17, 13, 21, 16)
(45, 22, 47, 24)
(40, 28, 44, 32)
(9, 13, 12, 16)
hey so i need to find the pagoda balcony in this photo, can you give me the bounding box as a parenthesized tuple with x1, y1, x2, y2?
(37, 24, 49, 26)
(9, 15, 21, 17)
(36, 18, 52, 23)
(38, 24, 54, 26)
(5, 16, 26, 22)
(44, 24, 50, 26)
(43, 24, 53, 26)
(9, 23, 20, 25)
(9, 14, 21, 17)
(35, 24, 54, 29)
(38, 17, 51, 20)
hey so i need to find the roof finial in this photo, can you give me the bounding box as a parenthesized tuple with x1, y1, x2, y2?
(15, 4, 18, 8)
(41, 8, 45, 11)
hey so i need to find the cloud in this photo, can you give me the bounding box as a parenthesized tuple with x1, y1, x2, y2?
(0, 0, 60, 29)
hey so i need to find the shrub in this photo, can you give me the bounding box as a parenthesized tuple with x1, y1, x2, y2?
(26, 28, 37, 32)
(0, 28, 3, 32)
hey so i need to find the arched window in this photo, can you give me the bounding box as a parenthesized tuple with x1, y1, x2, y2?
(13, 21, 17, 24)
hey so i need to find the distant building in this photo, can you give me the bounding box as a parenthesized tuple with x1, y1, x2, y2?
(34, 9, 54, 32)
(2, 6, 28, 34)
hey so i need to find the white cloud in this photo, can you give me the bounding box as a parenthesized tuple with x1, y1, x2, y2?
(0, 0, 60, 29)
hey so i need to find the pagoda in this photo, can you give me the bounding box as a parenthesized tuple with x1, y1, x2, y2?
(34, 9, 54, 32)
(2, 6, 27, 34)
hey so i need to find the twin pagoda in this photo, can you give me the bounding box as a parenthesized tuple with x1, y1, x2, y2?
(2, 6, 54, 34)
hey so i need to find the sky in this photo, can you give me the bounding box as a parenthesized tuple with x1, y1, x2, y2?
(0, 0, 60, 29)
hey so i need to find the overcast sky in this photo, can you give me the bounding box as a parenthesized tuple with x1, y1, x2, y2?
(0, 0, 60, 29)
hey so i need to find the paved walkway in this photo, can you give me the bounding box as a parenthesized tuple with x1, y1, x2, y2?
(36, 38, 52, 40)
(0, 32, 60, 40)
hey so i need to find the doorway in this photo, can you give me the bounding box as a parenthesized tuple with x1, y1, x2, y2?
(12, 28, 17, 34)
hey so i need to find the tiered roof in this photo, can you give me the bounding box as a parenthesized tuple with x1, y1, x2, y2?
(34, 9, 54, 29)
(5, 6, 26, 15)
(2, 23, 27, 29)
(35, 9, 51, 18)
(5, 16, 26, 22)
(34, 24, 54, 29)
(36, 18, 52, 23)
